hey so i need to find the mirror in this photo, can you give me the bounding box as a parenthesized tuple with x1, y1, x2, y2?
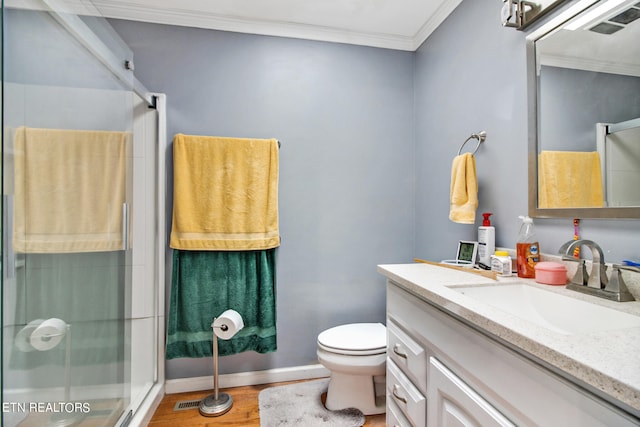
(527, 0, 640, 218)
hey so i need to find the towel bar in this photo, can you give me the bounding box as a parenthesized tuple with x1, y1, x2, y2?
(457, 131, 487, 155)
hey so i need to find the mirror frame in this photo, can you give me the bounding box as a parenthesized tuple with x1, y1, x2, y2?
(526, 0, 640, 219)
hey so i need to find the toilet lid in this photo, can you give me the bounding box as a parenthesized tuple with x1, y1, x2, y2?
(318, 323, 386, 354)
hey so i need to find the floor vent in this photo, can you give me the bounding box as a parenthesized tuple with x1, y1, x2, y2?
(173, 399, 202, 411)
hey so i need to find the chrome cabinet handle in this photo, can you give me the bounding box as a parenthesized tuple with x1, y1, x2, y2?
(392, 384, 407, 404)
(393, 343, 408, 359)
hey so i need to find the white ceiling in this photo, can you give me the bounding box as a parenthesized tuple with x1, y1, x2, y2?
(87, 0, 463, 51)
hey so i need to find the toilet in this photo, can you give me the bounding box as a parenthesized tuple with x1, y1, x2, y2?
(317, 323, 386, 415)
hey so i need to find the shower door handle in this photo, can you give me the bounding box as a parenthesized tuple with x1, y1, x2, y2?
(3, 195, 15, 278)
(122, 202, 129, 251)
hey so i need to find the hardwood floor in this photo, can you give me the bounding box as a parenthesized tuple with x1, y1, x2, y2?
(149, 380, 386, 426)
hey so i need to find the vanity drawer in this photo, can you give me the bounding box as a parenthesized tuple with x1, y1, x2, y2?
(387, 399, 413, 427)
(388, 320, 427, 393)
(387, 359, 426, 427)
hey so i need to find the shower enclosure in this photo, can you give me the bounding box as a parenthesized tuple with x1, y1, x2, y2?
(2, 1, 165, 426)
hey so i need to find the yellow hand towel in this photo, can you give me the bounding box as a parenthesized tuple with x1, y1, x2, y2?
(170, 134, 280, 251)
(13, 127, 130, 253)
(449, 152, 478, 224)
(538, 151, 604, 208)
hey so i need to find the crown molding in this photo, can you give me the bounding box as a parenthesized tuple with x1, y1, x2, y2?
(539, 53, 640, 78)
(8, 0, 461, 51)
(412, 0, 463, 50)
(90, 0, 457, 51)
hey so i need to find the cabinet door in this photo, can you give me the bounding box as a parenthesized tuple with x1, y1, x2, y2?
(428, 357, 515, 427)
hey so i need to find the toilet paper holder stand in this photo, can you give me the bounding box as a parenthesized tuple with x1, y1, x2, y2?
(198, 317, 237, 417)
(38, 323, 85, 427)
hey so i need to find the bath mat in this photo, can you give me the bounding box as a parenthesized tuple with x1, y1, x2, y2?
(258, 379, 365, 427)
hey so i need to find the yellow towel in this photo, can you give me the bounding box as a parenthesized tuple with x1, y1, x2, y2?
(13, 127, 130, 253)
(538, 151, 604, 208)
(449, 152, 478, 224)
(170, 134, 280, 251)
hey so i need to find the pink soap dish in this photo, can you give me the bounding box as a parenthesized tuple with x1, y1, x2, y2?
(534, 262, 568, 286)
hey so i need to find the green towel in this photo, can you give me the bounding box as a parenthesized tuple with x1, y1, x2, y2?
(10, 252, 125, 370)
(166, 249, 277, 359)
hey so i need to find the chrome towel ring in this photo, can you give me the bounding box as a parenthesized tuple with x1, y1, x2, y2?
(457, 131, 487, 155)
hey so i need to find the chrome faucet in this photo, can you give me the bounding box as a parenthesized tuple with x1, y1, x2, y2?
(559, 239, 607, 289)
(559, 239, 635, 302)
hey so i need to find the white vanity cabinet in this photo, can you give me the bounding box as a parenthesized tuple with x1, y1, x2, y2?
(428, 357, 514, 427)
(385, 279, 639, 427)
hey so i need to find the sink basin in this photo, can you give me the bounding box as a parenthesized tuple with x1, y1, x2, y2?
(455, 284, 640, 335)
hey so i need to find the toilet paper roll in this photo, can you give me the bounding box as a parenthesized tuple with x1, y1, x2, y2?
(212, 310, 244, 340)
(15, 319, 45, 352)
(29, 318, 67, 351)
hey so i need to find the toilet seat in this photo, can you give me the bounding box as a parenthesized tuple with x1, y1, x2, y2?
(317, 323, 386, 356)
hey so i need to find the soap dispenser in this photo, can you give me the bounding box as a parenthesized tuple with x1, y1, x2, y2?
(478, 213, 495, 269)
(516, 215, 539, 278)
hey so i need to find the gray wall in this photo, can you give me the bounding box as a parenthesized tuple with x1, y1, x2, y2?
(414, 0, 640, 264)
(112, 0, 640, 381)
(414, 0, 528, 261)
(110, 20, 416, 379)
(539, 66, 640, 151)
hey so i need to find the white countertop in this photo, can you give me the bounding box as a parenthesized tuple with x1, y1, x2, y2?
(377, 262, 640, 417)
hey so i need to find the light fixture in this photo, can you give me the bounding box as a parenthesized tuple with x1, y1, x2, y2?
(501, 0, 540, 28)
(564, 0, 629, 30)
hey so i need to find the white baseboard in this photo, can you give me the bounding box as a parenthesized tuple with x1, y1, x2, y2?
(164, 364, 330, 395)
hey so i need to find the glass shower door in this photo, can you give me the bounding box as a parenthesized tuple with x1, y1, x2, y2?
(1, 3, 158, 426)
